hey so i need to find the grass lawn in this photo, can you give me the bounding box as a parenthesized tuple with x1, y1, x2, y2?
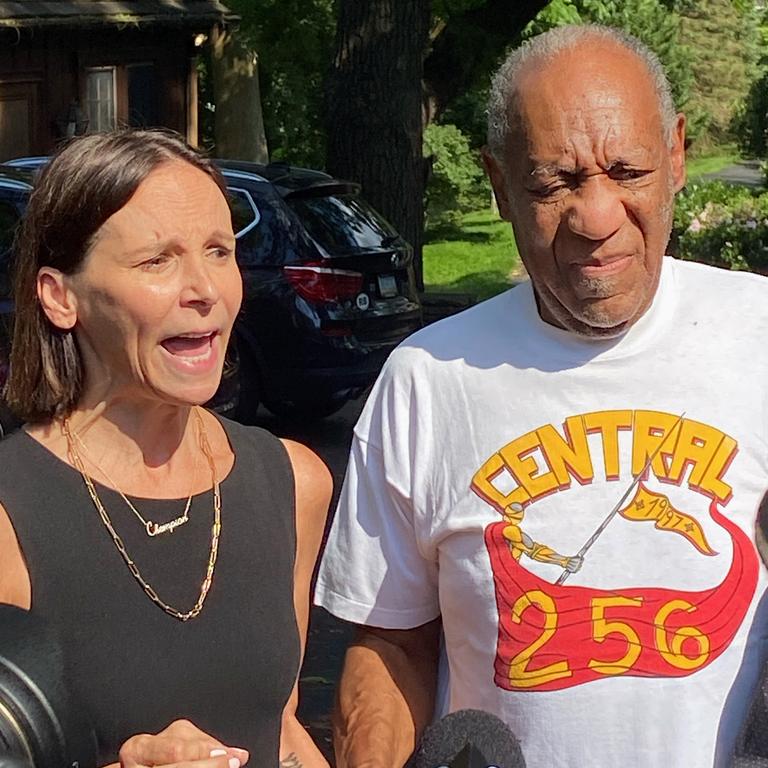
(423, 210, 521, 301)
(686, 150, 740, 181)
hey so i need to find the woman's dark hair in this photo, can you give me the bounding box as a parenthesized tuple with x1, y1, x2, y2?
(5, 129, 228, 423)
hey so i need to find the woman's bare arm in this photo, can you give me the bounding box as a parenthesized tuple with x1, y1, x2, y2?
(0, 500, 31, 608)
(279, 439, 333, 768)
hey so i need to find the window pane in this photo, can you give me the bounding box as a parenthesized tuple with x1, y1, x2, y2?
(229, 188, 261, 237)
(86, 69, 116, 132)
(288, 194, 401, 256)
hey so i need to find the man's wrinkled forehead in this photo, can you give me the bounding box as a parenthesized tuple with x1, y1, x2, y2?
(503, 45, 666, 165)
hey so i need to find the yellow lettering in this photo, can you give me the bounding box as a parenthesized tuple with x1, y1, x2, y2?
(699, 433, 737, 504)
(499, 431, 559, 501)
(583, 410, 633, 480)
(654, 599, 709, 670)
(509, 590, 571, 688)
(537, 416, 594, 488)
(631, 411, 683, 480)
(588, 595, 644, 675)
(471, 453, 531, 511)
(667, 420, 727, 491)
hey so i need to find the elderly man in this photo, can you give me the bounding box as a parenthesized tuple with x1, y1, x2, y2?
(315, 24, 768, 768)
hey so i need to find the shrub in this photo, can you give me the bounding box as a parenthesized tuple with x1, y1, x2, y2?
(423, 123, 488, 227)
(673, 181, 768, 273)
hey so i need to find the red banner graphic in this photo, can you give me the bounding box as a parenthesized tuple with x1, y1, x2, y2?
(485, 499, 757, 692)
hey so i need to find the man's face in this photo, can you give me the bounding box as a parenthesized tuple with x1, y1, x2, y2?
(485, 43, 686, 337)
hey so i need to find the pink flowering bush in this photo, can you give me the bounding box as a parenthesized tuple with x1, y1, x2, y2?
(672, 181, 768, 273)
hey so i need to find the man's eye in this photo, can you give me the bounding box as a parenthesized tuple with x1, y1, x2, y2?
(610, 167, 648, 181)
(529, 183, 569, 199)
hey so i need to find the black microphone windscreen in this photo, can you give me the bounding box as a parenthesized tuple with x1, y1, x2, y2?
(405, 709, 526, 768)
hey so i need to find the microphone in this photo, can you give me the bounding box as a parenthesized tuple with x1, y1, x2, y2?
(405, 709, 526, 768)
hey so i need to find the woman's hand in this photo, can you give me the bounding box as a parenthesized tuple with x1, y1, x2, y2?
(115, 719, 249, 768)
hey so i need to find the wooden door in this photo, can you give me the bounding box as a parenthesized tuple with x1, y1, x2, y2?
(0, 80, 41, 161)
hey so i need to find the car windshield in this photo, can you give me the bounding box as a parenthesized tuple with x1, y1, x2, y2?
(287, 193, 401, 256)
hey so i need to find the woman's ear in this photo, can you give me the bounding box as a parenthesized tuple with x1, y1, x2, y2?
(37, 268, 77, 330)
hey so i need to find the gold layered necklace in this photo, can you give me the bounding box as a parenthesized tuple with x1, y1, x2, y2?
(62, 408, 221, 621)
(68, 424, 199, 537)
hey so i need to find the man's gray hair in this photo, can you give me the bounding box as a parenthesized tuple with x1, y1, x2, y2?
(486, 24, 678, 159)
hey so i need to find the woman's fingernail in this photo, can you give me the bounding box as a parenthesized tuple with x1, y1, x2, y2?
(210, 749, 227, 757)
(229, 759, 241, 768)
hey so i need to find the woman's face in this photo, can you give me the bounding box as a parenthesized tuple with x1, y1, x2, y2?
(62, 160, 242, 407)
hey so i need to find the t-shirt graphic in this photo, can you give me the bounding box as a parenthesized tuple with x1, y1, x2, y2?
(472, 409, 758, 693)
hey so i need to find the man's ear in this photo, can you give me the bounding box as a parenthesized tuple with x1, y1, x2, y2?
(481, 146, 514, 221)
(670, 112, 687, 194)
(37, 268, 78, 330)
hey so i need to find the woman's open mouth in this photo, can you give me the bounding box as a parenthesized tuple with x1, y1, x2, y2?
(159, 332, 220, 372)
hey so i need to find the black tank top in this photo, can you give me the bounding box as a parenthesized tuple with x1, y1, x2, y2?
(0, 416, 299, 765)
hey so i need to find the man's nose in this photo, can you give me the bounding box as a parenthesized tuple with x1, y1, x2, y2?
(565, 176, 627, 241)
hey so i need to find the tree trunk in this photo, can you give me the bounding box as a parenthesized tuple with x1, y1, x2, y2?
(325, 0, 431, 290)
(424, 0, 549, 123)
(210, 25, 269, 163)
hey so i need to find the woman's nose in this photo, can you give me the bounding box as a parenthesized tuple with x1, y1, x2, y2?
(565, 176, 627, 241)
(181, 258, 219, 306)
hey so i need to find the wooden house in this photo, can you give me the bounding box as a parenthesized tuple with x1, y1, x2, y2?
(0, 0, 235, 160)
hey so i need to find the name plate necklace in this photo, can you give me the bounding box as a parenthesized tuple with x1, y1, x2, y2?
(65, 417, 199, 537)
(62, 407, 221, 621)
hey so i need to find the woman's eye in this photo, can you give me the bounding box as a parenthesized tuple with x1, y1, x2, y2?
(140, 254, 172, 270)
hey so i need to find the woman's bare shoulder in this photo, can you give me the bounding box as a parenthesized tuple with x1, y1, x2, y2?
(279, 439, 331, 553)
(280, 440, 332, 505)
(0, 499, 31, 608)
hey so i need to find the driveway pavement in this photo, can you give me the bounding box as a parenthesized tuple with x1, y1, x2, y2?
(255, 397, 368, 760)
(701, 159, 763, 188)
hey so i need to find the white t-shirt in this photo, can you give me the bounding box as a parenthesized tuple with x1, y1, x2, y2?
(315, 257, 768, 768)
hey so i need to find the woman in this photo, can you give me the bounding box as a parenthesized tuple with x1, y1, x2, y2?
(0, 130, 332, 768)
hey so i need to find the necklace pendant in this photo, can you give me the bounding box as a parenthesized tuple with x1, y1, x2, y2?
(146, 513, 189, 537)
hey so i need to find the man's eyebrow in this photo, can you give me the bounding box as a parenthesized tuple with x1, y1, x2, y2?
(528, 163, 576, 179)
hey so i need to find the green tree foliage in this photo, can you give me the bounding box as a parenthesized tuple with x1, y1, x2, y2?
(423, 123, 487, 226)
(527, 0, 697, 140)
(730, 7, 768, 157)
(527, 0, 762, 153)
(224, 0, 336, 166)
(677, 0, 761, 151)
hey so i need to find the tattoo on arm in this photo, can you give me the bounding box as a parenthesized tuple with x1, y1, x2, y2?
(280, 753, 303, 768)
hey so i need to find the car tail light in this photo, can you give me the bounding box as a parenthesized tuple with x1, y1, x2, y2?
(284, 262, 363, 303)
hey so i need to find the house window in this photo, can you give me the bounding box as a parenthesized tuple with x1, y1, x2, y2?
(85, 67, 116, 131)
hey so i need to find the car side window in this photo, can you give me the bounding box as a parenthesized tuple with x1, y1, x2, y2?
(228, 188, 261, 238)
(0, 200, 20, 299)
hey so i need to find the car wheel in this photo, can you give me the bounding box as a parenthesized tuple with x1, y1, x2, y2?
(263, 395, 348, 421)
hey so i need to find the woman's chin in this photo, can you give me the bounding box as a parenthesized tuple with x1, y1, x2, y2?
(147, 372, 225, 409)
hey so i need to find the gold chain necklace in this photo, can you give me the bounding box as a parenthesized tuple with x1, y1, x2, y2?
(68, 425, 199, 537)
(62, 408, 221, 621)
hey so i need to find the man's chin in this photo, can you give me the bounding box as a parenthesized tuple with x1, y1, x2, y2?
(539, 293, 647, 339)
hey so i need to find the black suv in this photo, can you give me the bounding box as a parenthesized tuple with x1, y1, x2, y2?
(219, 160, 422, 418)
(0, 158, 422, 422)
(0, 167, 30, 435)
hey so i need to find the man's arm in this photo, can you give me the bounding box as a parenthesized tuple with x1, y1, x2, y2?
(334, 618, 441, 768)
